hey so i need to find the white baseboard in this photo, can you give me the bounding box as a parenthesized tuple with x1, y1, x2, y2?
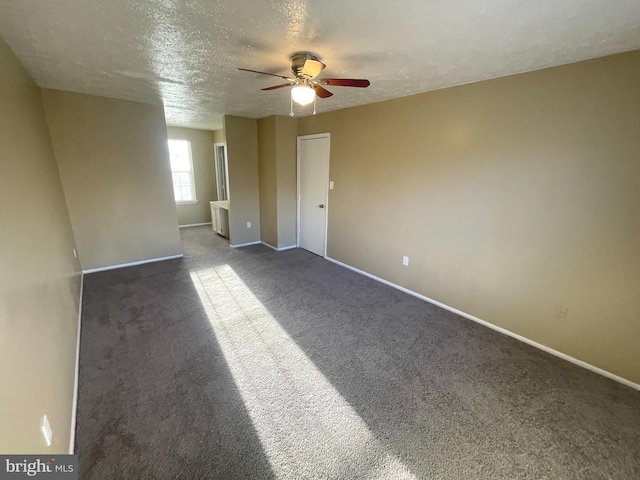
(325, 256, 640, 391)
(261, 242, 298, 252)
(82, 254, 183, 274)
(179, 222, 212, 228)
(231, 241, 261, 248)
(69, 272, 84, 454)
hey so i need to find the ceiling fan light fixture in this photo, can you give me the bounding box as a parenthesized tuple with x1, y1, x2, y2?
(291, 85, 316, 105)
(238, 52, 370, 112)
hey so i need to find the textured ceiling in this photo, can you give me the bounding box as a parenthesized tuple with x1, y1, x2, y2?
(1, 0, 639, 130)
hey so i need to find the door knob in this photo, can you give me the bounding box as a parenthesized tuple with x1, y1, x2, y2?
(319, 204, 325, 208)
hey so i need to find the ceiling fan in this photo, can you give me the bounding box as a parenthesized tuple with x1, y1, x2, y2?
(238, 52, 370, 115)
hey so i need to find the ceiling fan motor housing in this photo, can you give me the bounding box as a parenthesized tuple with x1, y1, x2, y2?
(291, 52, 320, 77)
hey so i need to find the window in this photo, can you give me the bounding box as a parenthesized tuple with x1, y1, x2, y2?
(168, 139, 196, 203)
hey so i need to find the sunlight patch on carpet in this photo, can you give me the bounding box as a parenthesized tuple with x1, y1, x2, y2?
(190, 265, 416, 479)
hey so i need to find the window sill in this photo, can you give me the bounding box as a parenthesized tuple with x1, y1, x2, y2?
(176, 201, 198, 205)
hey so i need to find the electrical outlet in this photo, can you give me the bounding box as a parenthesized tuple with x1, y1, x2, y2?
(247, 221, 251, 228)
(329, 181, 334, 190)
(402, 256, 409, 266)
(73, 248, 77, 259)
(41, 415, 52, 447)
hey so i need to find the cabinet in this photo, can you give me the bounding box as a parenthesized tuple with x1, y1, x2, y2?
(210, 201, 229, 238)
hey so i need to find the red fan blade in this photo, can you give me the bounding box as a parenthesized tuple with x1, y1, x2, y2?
(238, 68, 292, 80)
(262, 83, 292, 91)
(321, 78, 370, 88)
(314, 85, 333, 98)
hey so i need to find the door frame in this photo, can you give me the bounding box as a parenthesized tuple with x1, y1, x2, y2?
(297, 133, 330, 257)
(213, 142, 230, 202)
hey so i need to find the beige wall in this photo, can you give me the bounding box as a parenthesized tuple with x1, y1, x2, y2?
(41, 90, 182, 271)
(257, 116, 298, 249)
(275, 116, 298, 248)
(224, 115, 261, 246)
(0, 38, 81, 453)
(298, 50, 640, 384)
(167, 126, 218, 226)
(258, 117, 278, 247)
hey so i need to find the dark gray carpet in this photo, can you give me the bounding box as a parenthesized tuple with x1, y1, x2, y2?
(76, 226, 640, 479)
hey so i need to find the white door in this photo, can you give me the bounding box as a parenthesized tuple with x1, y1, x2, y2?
(298, 134, 330, 256)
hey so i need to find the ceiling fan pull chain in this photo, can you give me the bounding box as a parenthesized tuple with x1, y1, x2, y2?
(313, 94, 317, 115)
(290, 95, 294, 116)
